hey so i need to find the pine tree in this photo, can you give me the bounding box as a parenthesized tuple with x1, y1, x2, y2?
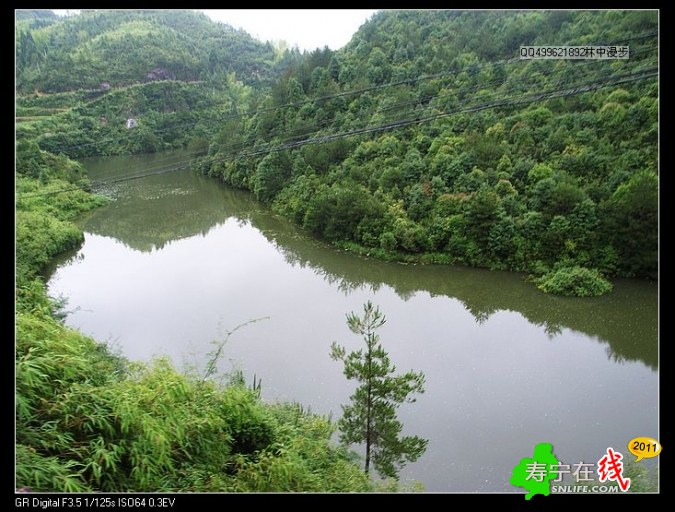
(330, 301, 428, 479)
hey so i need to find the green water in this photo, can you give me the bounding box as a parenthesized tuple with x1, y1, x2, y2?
(46, 150, 659, 492)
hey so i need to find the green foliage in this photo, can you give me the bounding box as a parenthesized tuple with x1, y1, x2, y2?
(15, 210, 83, 283)
(254, 152, 292, 202)
(15, 143, 107, 284)
(301, 183, 386, 244)
(16, 139, 87, 182)
(16, 309, 372, 492)
(623, 460, 659, 493)
(601, 170, 658, 277)
(200, 10, 656, 289)
(16, 445, 88, 492)
(331, 302, 428, 479)
(16, 9, 279, 94)
(536, 266, 613, 297)
(24, 81, 239, 159)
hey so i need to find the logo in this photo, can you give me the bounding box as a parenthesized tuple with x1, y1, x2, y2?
(510, 442, 559, 500)
(510, 439, 661, 499)
(596, 447, 630, 491)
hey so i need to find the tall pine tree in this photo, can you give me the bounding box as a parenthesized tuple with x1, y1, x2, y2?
(330, 301, 428, 479)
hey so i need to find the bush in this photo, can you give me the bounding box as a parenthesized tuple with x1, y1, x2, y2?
(536, 266, 613, 297)
(15, 210, 84, 283)
(16, 309, 372, 492)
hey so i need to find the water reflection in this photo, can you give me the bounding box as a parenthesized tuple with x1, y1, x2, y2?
(45, 153, 658, 492)
(67, 159, 656, 372)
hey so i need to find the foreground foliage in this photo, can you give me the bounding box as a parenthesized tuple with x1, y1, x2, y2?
(16, 309, 372, 491)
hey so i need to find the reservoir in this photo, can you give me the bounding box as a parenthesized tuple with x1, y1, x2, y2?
(46, 150, 659, 492)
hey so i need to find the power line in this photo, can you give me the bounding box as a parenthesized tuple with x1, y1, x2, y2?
(211, 61, 658, 161)
(18, 65, 657, 199)
(18, 153, 208, 198)
(88, 150, 207, 185)
(25, 33, 657, 155)
(145, 52, 656, 165)
(229, 68, 659, 159)
(16, 33, 658, 198)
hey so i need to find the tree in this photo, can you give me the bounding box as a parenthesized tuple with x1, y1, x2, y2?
(253, 151, 292, 203)
(601, 170, 658, 277)
(330, 302, 428, 479)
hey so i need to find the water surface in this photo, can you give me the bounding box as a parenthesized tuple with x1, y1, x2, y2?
(46, 151, 659, 492)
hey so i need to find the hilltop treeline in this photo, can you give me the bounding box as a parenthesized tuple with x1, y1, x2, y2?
(16, 9, 280, 93)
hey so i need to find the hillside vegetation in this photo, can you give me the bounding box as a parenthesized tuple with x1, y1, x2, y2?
(201, 10, 658, 293)
(16, 9, 279, 93)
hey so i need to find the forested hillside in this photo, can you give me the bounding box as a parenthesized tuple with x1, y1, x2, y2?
(18, 10, 658, 293)
(200, 10, 658, 294)
(17, 81, 245, 158)
(16, 9, 279, 93)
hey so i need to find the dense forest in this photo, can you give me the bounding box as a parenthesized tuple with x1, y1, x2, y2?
(15, 9, 281, 92)
(15, 9, 658, 492)
(200, 10, 658, 296)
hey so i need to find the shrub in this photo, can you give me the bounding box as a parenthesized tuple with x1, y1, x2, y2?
(536, 266, 613, 297)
